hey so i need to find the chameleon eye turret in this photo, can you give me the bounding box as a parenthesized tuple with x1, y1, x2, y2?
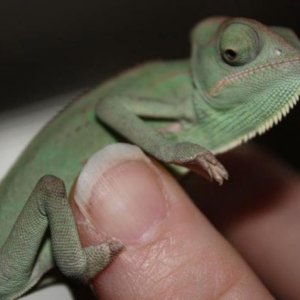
(219, 22, 262, 66)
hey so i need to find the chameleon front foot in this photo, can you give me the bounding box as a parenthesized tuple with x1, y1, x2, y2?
(180, 151, 228, 185)
(163, 142, 229, 185)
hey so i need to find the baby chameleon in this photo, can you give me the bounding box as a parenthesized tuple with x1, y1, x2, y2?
(1, 16, 300, 300)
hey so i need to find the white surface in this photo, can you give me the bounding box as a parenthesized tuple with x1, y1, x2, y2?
(0, 91, 81, 299)
(21, 284, 73, 300)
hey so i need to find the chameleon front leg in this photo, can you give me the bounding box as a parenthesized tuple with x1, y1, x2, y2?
(0, 175, 123, 300)
(96, 95, 228, 184)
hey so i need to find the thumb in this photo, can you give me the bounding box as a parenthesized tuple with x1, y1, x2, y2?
(70, 144, 272, 299)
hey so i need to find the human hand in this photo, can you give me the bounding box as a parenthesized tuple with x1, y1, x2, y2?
(71, 143, 300, 299)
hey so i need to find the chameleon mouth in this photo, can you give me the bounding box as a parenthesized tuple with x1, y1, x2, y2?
(214, 89, 300, 154)
(208, 56, 300, 98)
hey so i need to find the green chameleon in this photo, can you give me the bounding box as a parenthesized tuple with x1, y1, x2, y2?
(1, 16, 300, 299)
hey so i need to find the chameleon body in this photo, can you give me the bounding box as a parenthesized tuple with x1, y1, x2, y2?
(1, 17, 300, 299)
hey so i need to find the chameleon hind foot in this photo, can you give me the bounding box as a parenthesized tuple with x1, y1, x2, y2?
(0, 175, 123, 300)
(82, 241, 124, 280)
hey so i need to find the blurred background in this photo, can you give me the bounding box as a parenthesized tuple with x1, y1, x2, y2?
(1, 1, 300, 298)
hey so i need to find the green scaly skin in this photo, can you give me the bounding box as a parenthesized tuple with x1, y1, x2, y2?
(1, 16, 300, 299)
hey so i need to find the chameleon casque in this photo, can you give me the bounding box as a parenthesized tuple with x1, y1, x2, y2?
(1, 16, 300, 299)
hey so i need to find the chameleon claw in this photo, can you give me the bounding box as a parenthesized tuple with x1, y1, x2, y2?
(108, 240, 125, 257)
(207, 163, 227, 185)
(196, 152, 228, 184)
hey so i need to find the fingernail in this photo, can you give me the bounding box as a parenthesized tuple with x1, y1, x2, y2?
(74, 143, 168, 244)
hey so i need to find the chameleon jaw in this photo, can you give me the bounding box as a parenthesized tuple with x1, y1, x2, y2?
(214, 90, 300, 154)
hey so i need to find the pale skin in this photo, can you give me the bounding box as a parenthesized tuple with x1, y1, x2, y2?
(71, 144, 300, 299)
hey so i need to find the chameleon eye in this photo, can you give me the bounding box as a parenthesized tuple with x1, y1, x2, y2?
(219, 23, 261, 66)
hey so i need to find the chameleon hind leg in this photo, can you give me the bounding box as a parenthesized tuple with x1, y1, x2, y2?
(0, 175, 123, 300)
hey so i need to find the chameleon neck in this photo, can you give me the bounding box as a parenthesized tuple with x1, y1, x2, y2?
(191, 90, 257, 154)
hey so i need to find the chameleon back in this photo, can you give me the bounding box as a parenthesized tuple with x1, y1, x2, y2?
(0, 60, 191, 248)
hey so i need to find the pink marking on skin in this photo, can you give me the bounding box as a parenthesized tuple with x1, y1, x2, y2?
(159, 122, 182, 133)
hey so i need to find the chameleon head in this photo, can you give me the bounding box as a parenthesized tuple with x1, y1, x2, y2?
(191, 17, 300, 153)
